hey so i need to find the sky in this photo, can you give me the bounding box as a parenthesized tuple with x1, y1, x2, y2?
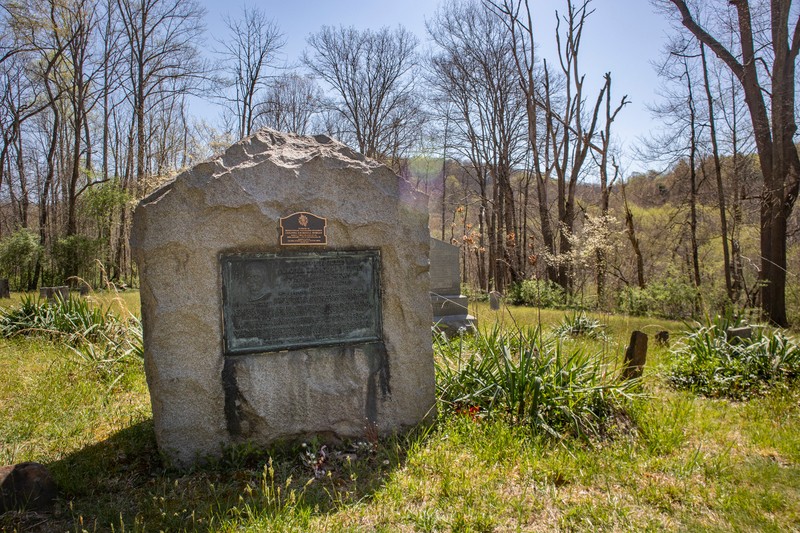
(198, 0, 678, 173)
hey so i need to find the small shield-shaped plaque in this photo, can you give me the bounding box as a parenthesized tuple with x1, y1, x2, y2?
(279, 212, 327, 246)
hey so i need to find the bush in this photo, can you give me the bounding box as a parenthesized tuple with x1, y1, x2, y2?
(615, 277, 697, 319)
(552, 311, 607, 340)
(507, 279, 567, 309)
(0, 295, 142, 383)
(0, 228, 41, 290)
(434, 326, 639, 439)
(616, 286, 654, 317)
(668, 316, 800, 400)
(51, 234, 102, 285)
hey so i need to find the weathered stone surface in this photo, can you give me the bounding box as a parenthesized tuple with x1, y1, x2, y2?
(0, 462, 58, 513)
(131, 129, 435, 466)
(39, 286, 69, 301)
(429, 239, 461, 295)
(429, 238, 476, 336)
(727, 326, 752, 341)
(622, 330, 648, 380)
(0, 279, 9, 299)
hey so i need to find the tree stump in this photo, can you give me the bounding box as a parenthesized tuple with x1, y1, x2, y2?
(0, 279, 9, 299)
(622, 330, 648, 380)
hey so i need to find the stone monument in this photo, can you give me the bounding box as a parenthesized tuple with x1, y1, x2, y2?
(131, 130, 435, 466)
(429, 238, 476, 336)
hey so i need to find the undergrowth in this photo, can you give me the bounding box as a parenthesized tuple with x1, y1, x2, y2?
(552, 311, 607, 340)
(668, 315, 800, 399)
(434, 326, 640, 440)
(0, 294, 142, 383)
(2, 299, 799, 531)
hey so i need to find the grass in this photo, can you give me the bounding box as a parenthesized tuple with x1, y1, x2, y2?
(1, 295, 799, 531)
(435, 325, 639, 439)
(668, 315, 800, 399)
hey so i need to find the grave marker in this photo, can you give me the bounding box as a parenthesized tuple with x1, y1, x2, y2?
(429, 238, 476, 335)
(131, 130, 435, 466)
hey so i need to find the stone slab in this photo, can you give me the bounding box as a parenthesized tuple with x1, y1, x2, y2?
(131, 129, 435, 466)
(429, 238, 461, 295)
(430, 294, 470, 317)
(433, 314, 478, 336)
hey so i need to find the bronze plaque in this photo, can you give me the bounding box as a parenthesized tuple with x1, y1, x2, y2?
(280, 212, 327, 246)
(221, 250, 382, 354)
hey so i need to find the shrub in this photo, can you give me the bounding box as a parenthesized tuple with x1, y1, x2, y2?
(615, 277, 697, 319)
(0, 228, 41, 290)
(507, 279, 567, 309)
(462, 283, 489, 302)
(552, 311, 607, 340)
(51, 235, 102, 284)
(668, 316, 800, 400)
(616, 286, 654, 317)
(434, 326, 639, 439)
(0, 295, 142, 382)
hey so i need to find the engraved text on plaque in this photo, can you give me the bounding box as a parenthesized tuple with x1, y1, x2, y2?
(221, 250, 381, 354)
(279, 212, 327, 246)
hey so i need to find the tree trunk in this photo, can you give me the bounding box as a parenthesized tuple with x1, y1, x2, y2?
(700, 44, 733, 301)
(669, 0, 800, 326)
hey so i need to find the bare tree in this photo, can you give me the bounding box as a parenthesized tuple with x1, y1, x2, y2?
(303, 25, 420, 166)
(487, 0, 627, 295)
(256, 72, 321, 135)
(427, 0, 528, 291)
(699, 42, 734, 300)
(0, 39, 47, 231)
(593, 73, 628, 305)
(216, 6, 284, 140)
(717, 64, 754, 302)
(665, 0, 800, 326)
(55, 0, 105, 237)
(620, 170, 646, 289)
(116, 0, 207, 192)
(644, 38, 709, 310)
(4, 0, 73, 287)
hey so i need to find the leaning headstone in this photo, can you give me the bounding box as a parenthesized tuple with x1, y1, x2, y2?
(0, 462, 58, 513)
(0, 279, 9, 299)
(429, 238, 476, 336)
(39, 286, 69, 302)
(622, 330, 648, 380)
(131, 129, 435, 466)
(489, 291, 502, 311)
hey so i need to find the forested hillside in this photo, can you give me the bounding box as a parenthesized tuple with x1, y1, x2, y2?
(1, 0, 798, 324)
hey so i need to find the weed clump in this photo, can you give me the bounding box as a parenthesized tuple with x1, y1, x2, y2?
(552, 311, 607, 340)
(0, 294, 142, 383)
(668, 316, 800, 400)
(434, 326, 639, 439)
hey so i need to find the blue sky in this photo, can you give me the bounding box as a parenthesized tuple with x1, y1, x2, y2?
(199, 0, 676, 172)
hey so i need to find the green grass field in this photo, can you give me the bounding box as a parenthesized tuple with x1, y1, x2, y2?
(1, 293, 798, 531)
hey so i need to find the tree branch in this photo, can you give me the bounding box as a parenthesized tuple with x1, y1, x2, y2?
(668, 0, 744, 79)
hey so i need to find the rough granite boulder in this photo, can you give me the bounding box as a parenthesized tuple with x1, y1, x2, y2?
(131, 129, 435, 466)
(0, 462, 58, 513)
